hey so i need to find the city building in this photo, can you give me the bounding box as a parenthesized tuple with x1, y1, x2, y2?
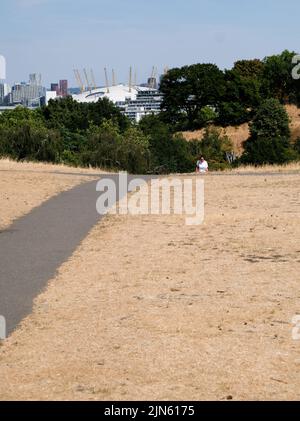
(0, 55, 6, 80)
(119, 89, 162, 122)
(59, 79, 68, 97)
(5, 73, 45, 107)
(73, 83, 163, 122)
(50, 83, 59, 94)
(29, 73, 41, 86)
(0, 83, 11, 105)
(43, 90, 57, 106)
(0, 84, 4, 105)
(8, 78, 45, 107)
(0, 54, 7, 105)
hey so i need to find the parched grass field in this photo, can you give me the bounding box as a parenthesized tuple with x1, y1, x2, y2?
(0, 159, 100, 230)
(0, 161, 300, 400)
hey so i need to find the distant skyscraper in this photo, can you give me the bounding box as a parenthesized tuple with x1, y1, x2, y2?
(0, 83, 11, 104)
(29, 73, 42, 86)
(0, 55, 6, 80)
(59, 80, 68, 97)
(0, 84, 4, 104)
(51, 83, 59, 94)
(8, 74, 45, 106)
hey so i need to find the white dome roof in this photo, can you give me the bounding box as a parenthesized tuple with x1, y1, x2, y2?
(73, 84, 155, 104)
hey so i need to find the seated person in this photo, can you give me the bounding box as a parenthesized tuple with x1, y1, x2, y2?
(196, 156, 209, 173)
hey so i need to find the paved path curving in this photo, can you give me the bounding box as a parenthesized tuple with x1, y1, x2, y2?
(0, 174, 137, 337)
(0, 180, 102, 336)
(0, 174, 151, 337)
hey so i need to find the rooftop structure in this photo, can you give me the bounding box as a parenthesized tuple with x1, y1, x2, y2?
(73, 83, 163, 122)
(73, 84, 145, 103)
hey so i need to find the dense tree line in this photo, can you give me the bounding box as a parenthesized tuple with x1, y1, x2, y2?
(0, 50, 300, 172)
(0, 97, 235, 173)
(0, 99, 187, 173)
(160, 50, 300, 130)
(159, 50, 300, 165)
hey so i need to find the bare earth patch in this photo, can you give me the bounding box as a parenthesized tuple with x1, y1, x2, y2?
(0, 159, 98, 230)
(0, 172, 300, 400)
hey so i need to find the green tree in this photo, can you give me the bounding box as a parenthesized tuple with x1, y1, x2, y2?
(160, 63, 225, 130)
(242, 99, 295, 164)
(218, 67, 262, 126)
(118, 127, 150, 173)
(82, 121, 150, 173)
(139, 114, 194, 173)
(0, 106, 44, 127)
(82, 120, 121, 169)
(194, 106, 218, 127)
(189, 128, 233, 170)
(261, 50, 300, 104)
(294, 137, 300, 154)
(0, 106, 63, 162)
(232, 59, 265, 79)
(40, 96, 129, 133)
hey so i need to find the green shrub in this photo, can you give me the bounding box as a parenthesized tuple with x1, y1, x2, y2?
(293, 137, 300, 155)
(217, 101, 250, 126)
(139, 115, 194, 173)
(0, 122, 62, 163)
(242, 99, 296, 165)
(189, 128, 233, 165)
(194, 106, 217, 127)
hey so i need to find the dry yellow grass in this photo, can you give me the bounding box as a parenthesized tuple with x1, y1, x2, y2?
(287, 104, 300, 142)
(0, 172, 300, 401)
(181, 123, 249, 156)
(228, 162, 300, 174)
(181, 104, 300, 156)
(0, 159, 97, 230)
(0, 158, 105, 175)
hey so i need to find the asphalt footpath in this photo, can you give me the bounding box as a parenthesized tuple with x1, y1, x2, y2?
(0, 175, 138, 336)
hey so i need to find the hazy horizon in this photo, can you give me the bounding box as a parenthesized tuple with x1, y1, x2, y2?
(1, 0, 300, 88)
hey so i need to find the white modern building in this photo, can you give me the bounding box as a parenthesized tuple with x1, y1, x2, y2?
(45, 90, 57, 105)
(73, 84, 163, 122)
(0, 55, 6, 80)
(0, 55, 7, 105)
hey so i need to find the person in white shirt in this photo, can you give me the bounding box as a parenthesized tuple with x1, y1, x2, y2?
(196, 156, 209, 173)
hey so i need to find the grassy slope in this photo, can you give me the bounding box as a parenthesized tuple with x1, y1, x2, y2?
(181, 105, 300, 156)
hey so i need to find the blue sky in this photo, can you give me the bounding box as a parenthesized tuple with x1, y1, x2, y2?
(1, 0, 300, 87)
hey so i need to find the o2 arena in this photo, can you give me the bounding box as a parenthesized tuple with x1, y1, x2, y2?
(72, 67, 163, 122)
